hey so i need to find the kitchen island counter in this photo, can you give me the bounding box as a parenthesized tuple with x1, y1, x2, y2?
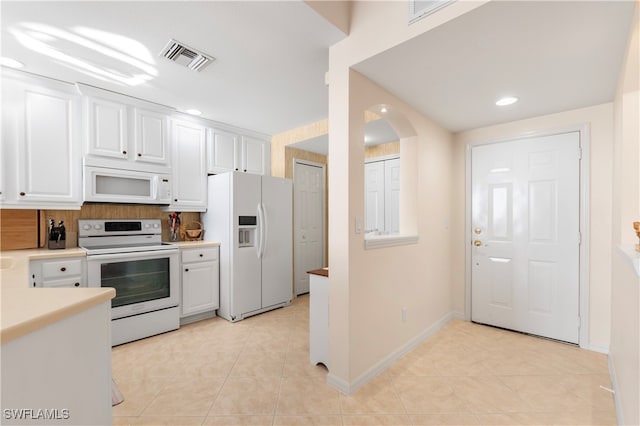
(1, 287, 115, 425)
(1, 247, 86, 288)
(1, 287, 115, 344)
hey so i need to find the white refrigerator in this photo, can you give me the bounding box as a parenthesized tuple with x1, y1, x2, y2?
(202, 172, 293, 322)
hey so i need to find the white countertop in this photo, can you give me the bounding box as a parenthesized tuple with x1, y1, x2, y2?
(0, 248, 87, 289)
(170, 240, 221, 248)
(1, 287, 115, 344)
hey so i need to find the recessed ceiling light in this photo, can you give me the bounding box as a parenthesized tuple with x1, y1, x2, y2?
(185, 109, 202, 116)
(0, 57, 25, 69)
(496, 96, 518, 106)
(380, 106, 388, 113)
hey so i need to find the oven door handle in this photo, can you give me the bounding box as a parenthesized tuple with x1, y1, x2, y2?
(86, 249, 179, 262)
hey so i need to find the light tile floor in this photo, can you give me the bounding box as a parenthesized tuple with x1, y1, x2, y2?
(112, 295, 616, 425)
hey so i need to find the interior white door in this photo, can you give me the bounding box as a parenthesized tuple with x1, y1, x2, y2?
(384, 158, 401, 233)
(471, 131, 581, 344)
(293, 161, 325, 295)
(365, 161, 385, 233)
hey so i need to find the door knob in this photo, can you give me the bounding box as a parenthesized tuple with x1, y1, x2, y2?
(473, 240, 483, 247)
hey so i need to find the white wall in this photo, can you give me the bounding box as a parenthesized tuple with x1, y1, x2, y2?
(453, 103, 614, 350)
(609, 1, 639, 424)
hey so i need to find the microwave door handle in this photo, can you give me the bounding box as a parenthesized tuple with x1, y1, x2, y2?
(152, 175, 159, 200)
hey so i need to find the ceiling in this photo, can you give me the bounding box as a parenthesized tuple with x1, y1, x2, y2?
(355, 0, 636, 133)
(0, 1, 345, 137)
(1, 1, 636, 150)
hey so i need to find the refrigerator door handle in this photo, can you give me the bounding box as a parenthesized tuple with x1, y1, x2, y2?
(260, 202, 268, 259)
(257, 203, 265, 259)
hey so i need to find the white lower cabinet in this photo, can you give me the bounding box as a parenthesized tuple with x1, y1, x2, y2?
(309, 270, 329, 369)
(180, 246, 220, 319)
(29, 257, 87, 288)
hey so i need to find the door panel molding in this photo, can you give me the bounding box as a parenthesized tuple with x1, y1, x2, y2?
(464, 124, 590, 348)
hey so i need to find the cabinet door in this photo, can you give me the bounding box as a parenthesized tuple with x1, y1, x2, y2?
(181, 261, 219, 317)
(133, 108, 169, 165)
(171, 120, 207, 211)
(86, 97, 128, 159)
(241, 136, 269, 175)
(14, 83, 82, 205)
(207, 129, 238, 173)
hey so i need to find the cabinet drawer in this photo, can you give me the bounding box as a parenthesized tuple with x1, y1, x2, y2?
(181, 248, 218, 263)
(41, 259, 83, 278)
(42, 277, 84, 288)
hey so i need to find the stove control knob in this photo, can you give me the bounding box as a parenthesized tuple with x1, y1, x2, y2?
(82, 224, 91, 231)
(94, 224, 102, 230)
(153, 223, 160, 228)
(144, 223, 151, 229)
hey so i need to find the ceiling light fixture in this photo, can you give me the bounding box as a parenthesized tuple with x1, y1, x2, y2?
(496, 96, 518, 106)
(380, 106, 388, 113)
(185, 109, 202, 116)
(0, 57, 25, 68)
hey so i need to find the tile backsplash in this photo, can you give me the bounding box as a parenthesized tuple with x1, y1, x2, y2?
(39, 205, 201, 248)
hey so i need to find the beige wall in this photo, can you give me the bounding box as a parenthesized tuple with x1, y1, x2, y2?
(609, 1, 639, 424)
(453, 103, 614, 350)
(328, 66, 453, 385)
(325, 0, 489, 389)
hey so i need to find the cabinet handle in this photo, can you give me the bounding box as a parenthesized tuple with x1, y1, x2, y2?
(60, 267, 66, 272)
(235, 168, 239, 171)
(137, 153, 142, 157)
(185, 268, 189, 272)
(19, 192, 26, 196)
(174, 198, 178, 202)
(74, 282, 80, 287)
(244, 169, 247, 172)
(199, 253, 203, 257)
(122, 150, 127, 155)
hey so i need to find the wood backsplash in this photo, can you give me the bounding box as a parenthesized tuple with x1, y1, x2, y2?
(8, 205, 202, 248)
(0, 209, 40, 250)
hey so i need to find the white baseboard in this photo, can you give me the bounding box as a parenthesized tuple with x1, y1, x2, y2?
(608, 354, 623, 425)
(326, 310, 461, 395)
(581, 342, 610, 355)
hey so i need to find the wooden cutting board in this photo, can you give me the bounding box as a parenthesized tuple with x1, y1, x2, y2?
(0, 209, 39, 250)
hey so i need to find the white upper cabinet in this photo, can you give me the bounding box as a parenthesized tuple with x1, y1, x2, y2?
(80, 84, 171, 169)
(133, 108, 169, 165)
(86, 96, 128, 160)
(241, 136, 270, 175)
(206, 130, 270, 175)
(169, 119, 207, 211)
(1, 72, 82, 209)
(207, 129, 238, 173)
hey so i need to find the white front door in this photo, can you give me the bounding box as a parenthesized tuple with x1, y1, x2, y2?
(471, 131, 581, 344)
(293, 161, 325, 295)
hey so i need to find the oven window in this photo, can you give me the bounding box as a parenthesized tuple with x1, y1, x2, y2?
(101, 258, 170, 308)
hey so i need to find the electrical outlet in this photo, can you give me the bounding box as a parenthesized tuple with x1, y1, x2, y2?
(401, 307, 408, 322)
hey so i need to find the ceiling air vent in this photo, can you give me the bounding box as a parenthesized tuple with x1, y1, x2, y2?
(408, 0, 456, 24)
(160, 39, 215, 72)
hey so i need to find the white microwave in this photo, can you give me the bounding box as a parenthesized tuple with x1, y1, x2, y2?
(84, 166, 171, 204)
